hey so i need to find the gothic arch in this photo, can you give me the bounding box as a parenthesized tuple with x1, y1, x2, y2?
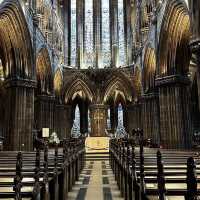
(64, 79, 94, 104)
(143, 47, 156, 93)
(0, 0, 34, 79)
(36, 48, 53, 95)
(103, 76, 133, 104)
(158, 0, 190, 76)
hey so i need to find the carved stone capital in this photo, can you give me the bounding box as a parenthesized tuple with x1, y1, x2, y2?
(37, 94, 55, 102)
(155, 75, 190, 87)
(141, 92, 158, 101)
(55, 104, 71, 111)
(3, 78, 37, 89)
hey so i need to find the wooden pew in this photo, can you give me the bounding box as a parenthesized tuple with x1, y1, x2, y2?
(109, 131, 200, 200)
(0, 137, 86, 200)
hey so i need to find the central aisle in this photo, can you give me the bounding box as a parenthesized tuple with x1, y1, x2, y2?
(68, 160, 124, 200)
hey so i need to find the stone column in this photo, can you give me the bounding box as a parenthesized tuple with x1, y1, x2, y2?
(76, 0, 85, 68)
(93, 0, 102, 68)
(189, 1, 200, 132)
(63, 0, 71, 65)
(124, 0, 133, 65)
(79, 101, 88, 134)
(110, 0, 119, 67)
(126, 103, 141, 135)
(3, 79, 36, 151)
(156, 75, 192, 149)
(110, 105, 118, 133)
(89, 104, 108, 137)
(34, 95, 55, 134)
(141, 93, 159, 144)
(54, 104, 72, 139)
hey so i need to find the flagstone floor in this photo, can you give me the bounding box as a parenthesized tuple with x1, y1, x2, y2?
(67, 160, 124, 200)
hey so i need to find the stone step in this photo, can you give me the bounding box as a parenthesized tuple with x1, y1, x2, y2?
(86, 152, 109, 161)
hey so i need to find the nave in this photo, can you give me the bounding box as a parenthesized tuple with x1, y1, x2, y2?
(0, 132, 199, 200)
(68, 160, 123, 200)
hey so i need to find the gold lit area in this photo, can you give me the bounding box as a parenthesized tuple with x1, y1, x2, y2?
(0, 0, 199, 199)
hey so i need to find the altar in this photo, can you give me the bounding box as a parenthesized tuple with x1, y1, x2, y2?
(85, 137, 110, 153)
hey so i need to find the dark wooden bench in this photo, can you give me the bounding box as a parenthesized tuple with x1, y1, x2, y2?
(0, 137, 86, 200)
(109, 130, 200, 200)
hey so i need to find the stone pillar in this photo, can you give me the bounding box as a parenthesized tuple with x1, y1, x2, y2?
(110, 105, 118, 133)
(189, 0, 200, 41)
(141, 93, 159, 144)
(4, 79, 36, 151)
(80, 101, 88, 134)
(89, 104, 108, 137)
(110, 0, 119, 67)
(126, 103, 141, 135)
(34, 95, 55, 133)
(189, 1, 200, 131)
(54, 104, 72, 139)
(156, 75, 192, 149)
(63, 0, 71, 65)
(93, 0, 102, 68)
(76, 0, 85, 68)
(124, 0, 133, 65)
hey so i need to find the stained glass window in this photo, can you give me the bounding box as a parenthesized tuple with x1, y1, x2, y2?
(101, 0, 111, 68)
(107, 108, 111, 129)
(71, 0, 76, 66)
(71, 105, 80, 137)
(118, 0, 126, 66)
(84, 0, 94, 68)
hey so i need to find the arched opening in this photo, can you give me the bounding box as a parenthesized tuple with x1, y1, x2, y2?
(70, 95, 90, 136)
(0, 1, 34, 150)
(115, 102, 126, 138)
(71, 104, 81, 137)
(64, 79, 93, 136)
(158, 0, 190, 77)
(103, 76, 133, 135)
(156, 0, 191, 149)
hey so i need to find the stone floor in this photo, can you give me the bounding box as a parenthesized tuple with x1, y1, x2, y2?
(68, 160, 124, 200)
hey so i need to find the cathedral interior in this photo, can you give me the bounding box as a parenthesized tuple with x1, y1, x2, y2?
(0, 0, 199, 199)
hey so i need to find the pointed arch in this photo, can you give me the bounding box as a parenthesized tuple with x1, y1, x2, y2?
(36, 48, 53, 95)
(64, 79, 94, 104)
(0, 0, 34, 79)
(103, 76, 133, 104)
(158, 0, 190, 77)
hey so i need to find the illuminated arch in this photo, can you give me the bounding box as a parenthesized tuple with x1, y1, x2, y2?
(103, 77, 133, 104)
(0, 0, 34, 79)
(143, 47, 156, 93)
(158, 0, 190, 76)
(64, 79, 94, 104)
(36, 48, 53, 95)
